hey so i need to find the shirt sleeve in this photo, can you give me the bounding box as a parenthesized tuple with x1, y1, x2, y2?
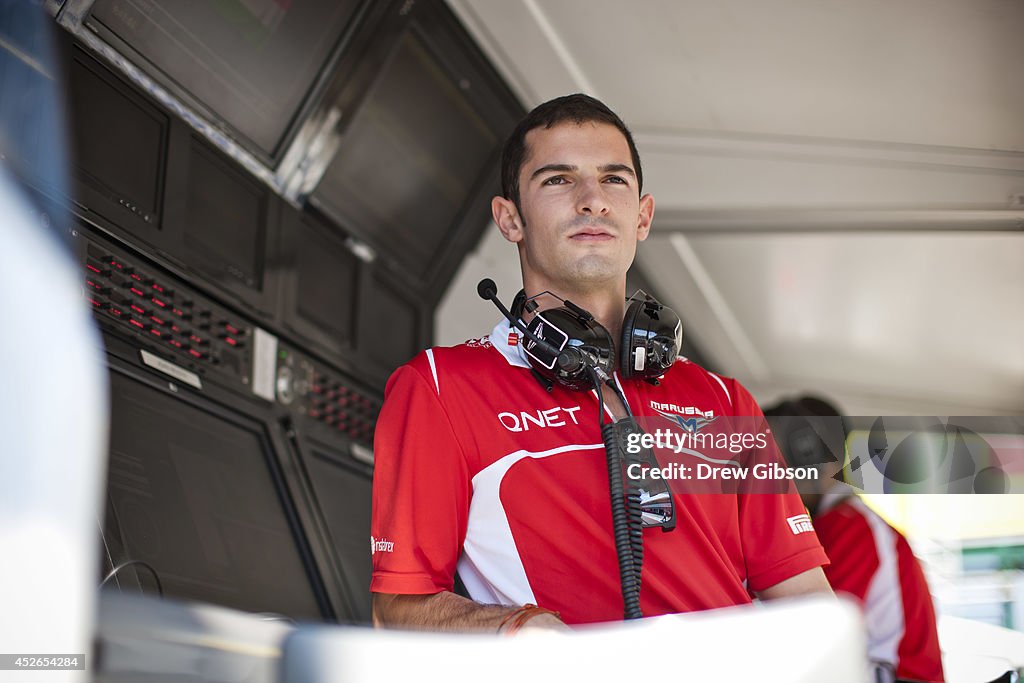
(730, 380, 830, 592)
(369, 355, 471, 595)
(815, 506, 878, 603)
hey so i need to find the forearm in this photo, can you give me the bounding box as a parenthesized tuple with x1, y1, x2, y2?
(754, 567, 835, 601)
(372, 591, 566, 633)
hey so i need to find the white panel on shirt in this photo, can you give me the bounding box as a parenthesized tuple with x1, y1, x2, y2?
(851, 497, 905, 669)
(457, 442, 605, 607)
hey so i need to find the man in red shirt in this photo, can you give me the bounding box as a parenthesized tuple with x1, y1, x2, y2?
(765, 396, 945, 682)
(371, 94, 832, 633)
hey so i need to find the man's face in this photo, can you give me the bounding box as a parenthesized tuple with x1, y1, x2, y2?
(494, 121, 654, 295)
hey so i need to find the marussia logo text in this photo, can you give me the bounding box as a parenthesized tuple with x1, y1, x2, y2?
(370, 536, 394, 554)
(649, 401, 715, 418)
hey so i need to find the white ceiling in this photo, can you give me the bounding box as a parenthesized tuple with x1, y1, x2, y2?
(437, 0, 1024, 414)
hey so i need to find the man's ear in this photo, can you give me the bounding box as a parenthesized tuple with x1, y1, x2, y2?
(636, 193, 655, 242)
(492, 196, 524, 244)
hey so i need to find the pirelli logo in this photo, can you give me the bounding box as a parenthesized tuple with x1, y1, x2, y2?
(787, 514, 815, 535)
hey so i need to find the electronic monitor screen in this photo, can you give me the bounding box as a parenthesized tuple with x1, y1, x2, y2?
(68, 49, 166, 229)
(103, 370, 324, 620)
(313, 30, 498, 279)
(294, 216, 359, 345)
(182, 138, 266, 291)
(358, 270, 419, 372)
(88, 0, 362, 157)
(301, 446, 372, 622)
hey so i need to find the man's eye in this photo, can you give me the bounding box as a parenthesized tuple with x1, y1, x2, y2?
(605, 176, 627, 184)
(542, 176, 567, 185)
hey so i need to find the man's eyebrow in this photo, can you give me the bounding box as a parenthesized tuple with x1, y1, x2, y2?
(529, 163, 637, 181)
(599, 163, 636, 178)
(530, 164, 576, 181)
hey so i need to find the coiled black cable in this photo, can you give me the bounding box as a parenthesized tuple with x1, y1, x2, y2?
(605, 380, 646, 594)
(603, 420, 643, 619)
(623, 439, 645, 593)
(590, 367, 644, 620)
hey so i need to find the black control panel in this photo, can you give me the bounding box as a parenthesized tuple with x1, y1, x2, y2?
(86, 246, 250, 361)
(76, 230, 255, 396)
(274, 345, 381, 446)
(71, 223, 380, 450)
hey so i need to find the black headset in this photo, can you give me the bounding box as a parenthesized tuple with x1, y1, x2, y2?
(498, 285, 684, 391)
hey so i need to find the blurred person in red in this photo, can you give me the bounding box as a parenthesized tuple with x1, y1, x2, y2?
(764, 396, 945, 683)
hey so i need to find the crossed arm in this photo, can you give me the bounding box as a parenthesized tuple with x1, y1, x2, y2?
(372, 590, 568, 632)
(372, 567, 832, 631)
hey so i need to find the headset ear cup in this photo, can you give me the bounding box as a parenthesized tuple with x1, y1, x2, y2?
(660, 308, 683, 368)
(522, 306, 616, 391)
(619, 299, 645, 379)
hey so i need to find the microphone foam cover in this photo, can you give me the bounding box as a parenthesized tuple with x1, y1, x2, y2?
(477, 278, 497, 300)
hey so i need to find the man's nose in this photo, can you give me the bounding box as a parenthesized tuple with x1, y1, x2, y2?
(575, 178, 610, 216)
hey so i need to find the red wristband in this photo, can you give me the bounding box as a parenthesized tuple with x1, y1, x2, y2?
(497, 603, 562, 635)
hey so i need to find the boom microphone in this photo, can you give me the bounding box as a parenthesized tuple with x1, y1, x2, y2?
(477, 278, 610, 389)
(476, 278, 561, 359)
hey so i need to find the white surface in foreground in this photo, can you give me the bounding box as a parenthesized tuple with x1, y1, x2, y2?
(284, 597, 867, 683)
(940, 614, 1024, 682)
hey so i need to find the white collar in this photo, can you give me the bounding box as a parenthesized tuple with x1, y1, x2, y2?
(489, 318, 531, 369)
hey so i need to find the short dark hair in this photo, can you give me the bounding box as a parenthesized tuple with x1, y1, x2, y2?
(500, 93, 643, 212)
(763, 395, 846, 469)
